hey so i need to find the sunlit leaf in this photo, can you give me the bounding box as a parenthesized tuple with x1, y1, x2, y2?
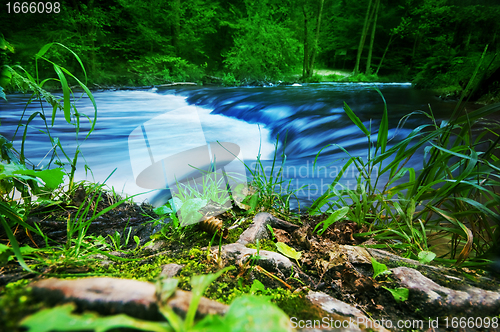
(186, 267, 234, 329)
(223, 295, 292, 332)
(154, 205, 173, 216)
(382, 286, 409, 303)
(275, 242, 301, 266)
(249, 279, 266, 294)
(371, 257, 391, 279)
(52, 64, 71, 123)
(343, 102, 370, 136)
(418, 251, 436, 264)
(313, 206, 349, 235)
(20, 303, 171, 332)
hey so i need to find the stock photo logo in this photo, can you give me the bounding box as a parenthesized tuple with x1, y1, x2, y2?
(128, 106, 248, 226)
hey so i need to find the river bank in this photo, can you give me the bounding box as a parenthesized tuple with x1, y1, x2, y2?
(1, 80, 499, 331)
(26, 66, 499, 106)
(1, 182, 499, 332)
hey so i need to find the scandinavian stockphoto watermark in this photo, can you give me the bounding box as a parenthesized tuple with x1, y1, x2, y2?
(248, 159, 379, 200)
(128, 106, 248, 225)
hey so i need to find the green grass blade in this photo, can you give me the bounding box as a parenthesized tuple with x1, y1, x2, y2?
(453, 196, 500, 221)
(375, 89, 388, 154)
(52, 64, 71, 123)
(59, 67, 97, 136)
(54, 42, 88, 83)
(35, 43, 54, 60)
(343, 102, 370, 136)
(0, 215, 34, 272)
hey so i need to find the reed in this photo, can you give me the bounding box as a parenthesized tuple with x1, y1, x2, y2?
(310, 88, 500, 265)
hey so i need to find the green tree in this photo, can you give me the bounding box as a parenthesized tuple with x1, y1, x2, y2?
(301, 0, 325, 79)
(223, 0, 301, 80)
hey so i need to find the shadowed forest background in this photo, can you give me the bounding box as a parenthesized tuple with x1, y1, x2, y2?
(1, 0, 500, 97)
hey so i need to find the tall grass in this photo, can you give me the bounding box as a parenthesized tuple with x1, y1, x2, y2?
(310, 88, 500, 265)
(242, 133, 304, 218)
(0, 43, 103, 271)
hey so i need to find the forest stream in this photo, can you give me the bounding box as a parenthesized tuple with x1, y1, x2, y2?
(1, 83, 468, 208)
(1, 83, 500, 332)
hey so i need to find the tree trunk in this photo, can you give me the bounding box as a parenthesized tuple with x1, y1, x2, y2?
(87, 0, 96, 75)
(354, 0, 373, 74)
(308, 0, 324, 78)
(302, 5, 309, 79)
(172, 0, 181, 56)
(365, 0, 379, 75)
(411, 33, 419, 59)
(375, 34, 393, 75)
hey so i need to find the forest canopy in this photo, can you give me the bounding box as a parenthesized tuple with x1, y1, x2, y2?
(1, 0, 500, 90)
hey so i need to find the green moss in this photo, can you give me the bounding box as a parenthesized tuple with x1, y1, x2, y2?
(246, 239, 277, 252)
(227, 287, 322, 321)
(0, 279, 44, 332)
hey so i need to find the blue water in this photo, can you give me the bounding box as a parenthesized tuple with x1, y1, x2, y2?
(0, 83, 460, 207)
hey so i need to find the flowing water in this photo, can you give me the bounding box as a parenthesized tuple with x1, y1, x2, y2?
(0, 83, 462, 208)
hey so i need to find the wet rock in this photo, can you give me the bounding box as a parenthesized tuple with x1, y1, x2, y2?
(30, 277, 228, 320)
(238, 212, 300, 245)
(160, 263, 184, 278)
(220, 243, 294, 278)
(341, 246, 371, 265)
(31, 277, 160, 320)
(166, 289, 228, 318)
(392, 267, 500, 317)
(143, 239, 168, 253)
(305, 291, 389, 332)
(366, 248, 430, 270)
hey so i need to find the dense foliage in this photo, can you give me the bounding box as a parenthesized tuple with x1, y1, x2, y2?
(1, 0, 500, 89)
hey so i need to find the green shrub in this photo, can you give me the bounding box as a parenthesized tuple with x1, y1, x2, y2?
(128, 55, 204, 85)
(221, 72, 240, 86)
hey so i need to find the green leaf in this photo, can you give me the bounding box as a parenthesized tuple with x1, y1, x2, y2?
(275, 242, 302, 265)
(371, 257, 391, 279)
(343, 102, 370, 136)
(186, 267, 234, 329)
(156, 278, 179, 305)
(179, 198, 207, 226)
(0, 214, 34, 272)
(266, 224, 275, 240)
(35, 43, 54, 59)
(192, 314, 228, 332)
(382, 286, 409, 303)
(418, 251, 436, 264)
(0, 164, 65, 189)
(154, 205, 173, 216)
(243, 192, 259, 212)
(313, 206, 349, 235)
(375, 89, 388, 154)
(249, 279, 266, 294)
(52, 63, 71, 123)
(223, 295, 292, 332)
(31, 168, 65, 189)
(20, 303, 171, 332)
